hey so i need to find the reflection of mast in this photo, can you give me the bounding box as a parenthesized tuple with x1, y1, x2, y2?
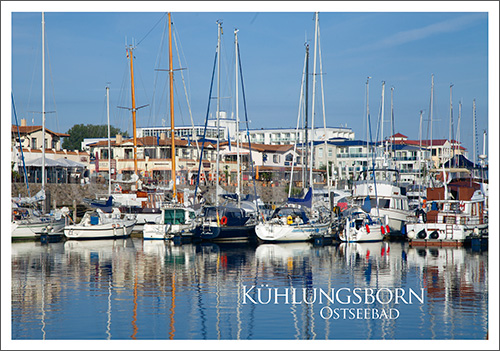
(236, 268, 242, 340)
(106, 279, 112, 340)
(169, 271, 176, 339)
(130, 254, 138, 339)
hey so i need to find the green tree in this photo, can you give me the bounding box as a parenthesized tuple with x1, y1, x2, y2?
(62, 124, 124, 151)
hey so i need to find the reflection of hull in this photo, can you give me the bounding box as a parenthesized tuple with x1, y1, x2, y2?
(255, 242, 313, 262)
(339, 241, 390, 257)
(63, 238, 132, 255)
(12, 217, 66, 239)
(64, 220, 136, 240)
(255, 222, 329, 242)
(142, 240, 167, 257)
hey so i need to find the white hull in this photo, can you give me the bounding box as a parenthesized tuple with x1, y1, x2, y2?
(255, 222, 329, 242)
(132, 212, 162, 232)
(369, 208, 407, 232)
(339, 223, 384, 242)
(406, 222, 487, 242)
(12, 218, 66, 239)
(64, 220, 136, 240)
(143, 223, 195, 240)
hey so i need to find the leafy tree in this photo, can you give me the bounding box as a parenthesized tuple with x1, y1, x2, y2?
(62, 124, 124, 151)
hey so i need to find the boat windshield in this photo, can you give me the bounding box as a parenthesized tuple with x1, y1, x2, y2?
(270, 207, 309, 224)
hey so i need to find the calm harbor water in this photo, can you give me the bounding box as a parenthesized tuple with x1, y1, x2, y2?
(11, 238, 488, 340)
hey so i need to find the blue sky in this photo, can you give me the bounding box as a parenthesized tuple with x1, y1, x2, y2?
(4, 2, 498, 158)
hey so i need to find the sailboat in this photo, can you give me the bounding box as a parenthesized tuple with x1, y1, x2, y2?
(348, 80, 410, 239)
(63, 86, 137, 240)
(256, 13, 330, 242)
(11, 13, 66, 239)
(192, 22, 258, 241)
(143, 13, 197, 240)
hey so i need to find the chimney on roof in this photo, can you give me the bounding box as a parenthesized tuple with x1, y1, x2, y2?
(21, 119, 27, 127)
(116, 134, 122, 144)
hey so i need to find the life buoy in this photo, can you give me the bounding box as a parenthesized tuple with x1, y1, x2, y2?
(287, 215, 293, 225)
(429, 230, 439, 239)
(417, 229, 426, 239)
(459, 202, 465, 211)
(220, 216, 228, 225)
(114, 184, 122, 193)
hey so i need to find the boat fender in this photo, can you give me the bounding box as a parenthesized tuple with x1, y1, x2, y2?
(429, 230, 439, 240)
(365, 224, 370, 233)
(386, 225, 390, 234)
(287, 216, 293, 225)
(417, 229, 426, 239)
(407, 230, 415, 240)
(381, 226, 385, 234)
(114, 184, 122, 193)
(220, 216, 228, 226)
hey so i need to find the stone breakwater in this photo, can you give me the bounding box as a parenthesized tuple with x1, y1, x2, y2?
(11, 182, 289, 208)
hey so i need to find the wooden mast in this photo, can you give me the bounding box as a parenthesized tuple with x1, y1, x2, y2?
(168, 12, 177, 199)
(128, 46, 138, 176)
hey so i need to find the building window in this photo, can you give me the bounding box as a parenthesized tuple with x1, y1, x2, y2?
(125, 148, 133, 159)
(31, 138, 37, 149)
(144, 148, 156, 159)
(273, 154, 280, 164)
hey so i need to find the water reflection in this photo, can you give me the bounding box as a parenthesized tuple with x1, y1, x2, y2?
(11, 239, 488, 340)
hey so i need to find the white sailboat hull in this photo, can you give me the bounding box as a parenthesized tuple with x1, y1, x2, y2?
(64, 220, 136, 240)
(12, 217, 66, 239)
(339, 223, 384, 243)
(255, 222, 329, 242)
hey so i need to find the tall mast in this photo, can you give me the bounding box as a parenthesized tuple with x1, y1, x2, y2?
(304, 43, 309, 189)
(316, 12, 331, 208)
(449, 84, 454, 165)
(107, 86, 111, 197)
(418, 110, 423, 205)
(473, 99, 477, 166)
(168, 13, 177, 199)
(41, 12, 46, 213)
(310, 12, 319, 190)
(380, 81, 385, 163)
(128, 45, 138, 176)
(429, 74, 434, 168)
(366, 76, 371, 173)
(215, 20, 222, 207)
(235, 28, 241, 208)
(390, 86, 394, 158)
(456, 100, 462, 160)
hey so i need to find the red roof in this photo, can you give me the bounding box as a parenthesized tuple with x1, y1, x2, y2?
(11, 125, 70, 137)
(390, 133, 407, 139)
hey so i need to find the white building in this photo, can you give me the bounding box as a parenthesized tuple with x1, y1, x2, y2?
(245, 127, 354, 145)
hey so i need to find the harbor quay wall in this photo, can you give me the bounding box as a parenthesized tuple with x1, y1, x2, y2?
(11, 182, 289, 209)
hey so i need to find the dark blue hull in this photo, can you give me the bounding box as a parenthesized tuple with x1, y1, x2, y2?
(193, 224, 256, 241)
